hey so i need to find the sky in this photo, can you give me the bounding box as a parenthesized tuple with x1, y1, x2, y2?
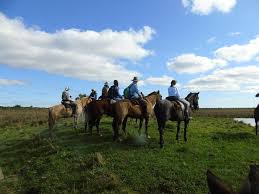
(0, 0, 259, 108)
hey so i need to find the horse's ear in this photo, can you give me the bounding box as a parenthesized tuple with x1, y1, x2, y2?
(157, 90, 160, 94)
(197, 92, 200, 94)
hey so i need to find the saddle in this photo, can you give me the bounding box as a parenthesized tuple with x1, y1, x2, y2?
(61, 101, 72, 109)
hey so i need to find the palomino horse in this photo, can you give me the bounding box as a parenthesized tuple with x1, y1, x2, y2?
(207, 165, 259, 194)
(112, 91, 162, 141)
(84, 98, 113, 136)
(154, 92, 199, 148)
(48, 97, 92, 137)
(255, 93, 259, 135)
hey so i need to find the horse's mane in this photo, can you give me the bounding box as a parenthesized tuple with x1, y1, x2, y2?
(186, 92, 193, 99)
(146, 91, 158, 97)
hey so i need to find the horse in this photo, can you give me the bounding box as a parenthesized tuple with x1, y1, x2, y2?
(48, 96, 92, 138)
(112, 91, 162, 141)
(154, 92, 199, 148)
(84, 98, 113, 136)
(207, 164, 259, 194)
(255, 105, 259, 135)
(255, 93, 259, 135)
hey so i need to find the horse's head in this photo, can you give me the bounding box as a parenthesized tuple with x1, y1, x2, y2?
(146, 91, 162, 104)
(80, 96, 92, 107)
(186, 92, 199, 110)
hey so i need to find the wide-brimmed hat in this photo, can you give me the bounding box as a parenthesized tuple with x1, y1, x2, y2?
(91, 89, 96, 92)
(132, 76, 139, 82)
(65, 87, 70, 91)
(104, 82, 108, 86)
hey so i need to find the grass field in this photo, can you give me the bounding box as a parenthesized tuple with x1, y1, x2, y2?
(0, 107, 258, 193)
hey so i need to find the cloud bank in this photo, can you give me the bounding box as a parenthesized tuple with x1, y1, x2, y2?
(0, 78, 25, 86)
(0, 13, 155, 84)
(182, 0, 237, 15)
(167, 53, 227, 74)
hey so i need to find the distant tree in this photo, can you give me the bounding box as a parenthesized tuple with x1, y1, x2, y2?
(13, 105, 22, 108)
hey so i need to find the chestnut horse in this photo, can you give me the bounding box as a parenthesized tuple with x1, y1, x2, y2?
(154, 92, 199, 148)
(84, 98, 113, 136)
(48, 97, 92, 138)
(207, 165, 259, 194)
(112, 91, 162, 141)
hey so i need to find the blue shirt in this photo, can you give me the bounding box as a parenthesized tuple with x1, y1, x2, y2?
(129, 83, 141, 98)
(168, 86, 180, 98)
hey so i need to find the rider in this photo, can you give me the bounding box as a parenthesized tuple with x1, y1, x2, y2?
(89, 89, 97, 100)
(61, 87, 77, 116)
(100, 82, 109, 99)
(167, 80, 190, 119)
(108, 80, 123, 101)
(128, 76, 148, 117)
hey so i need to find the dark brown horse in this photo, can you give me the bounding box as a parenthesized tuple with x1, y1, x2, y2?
(112, 91, 162, 141)
(154, 92, 199, 148)
(207, 165, 259, 194)
(255, 93, 259, 135)
(84, 98, 113, 136)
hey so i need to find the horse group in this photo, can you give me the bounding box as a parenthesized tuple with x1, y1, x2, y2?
(48, 91, 200, 146)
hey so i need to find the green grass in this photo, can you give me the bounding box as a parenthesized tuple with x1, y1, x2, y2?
(0, 109, 258, 193)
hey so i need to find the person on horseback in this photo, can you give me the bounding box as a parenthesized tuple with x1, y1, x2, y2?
(99, 82, 109, 99)
(61, 87, 77, 116)
(167, 80, 190, 119)
(128, 76, 148, 117)
(89, 89, 97, 100)
(108, 80, 123, 101)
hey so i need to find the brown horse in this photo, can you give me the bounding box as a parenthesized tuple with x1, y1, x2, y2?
(112, 91, 161, 141)
(48, 96, 92, 137)
(207, 165, 259, 194)
(255, 93, 259, 135)
(84, 98, 113, 136)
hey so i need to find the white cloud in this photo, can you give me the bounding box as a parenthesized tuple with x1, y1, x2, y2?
(207, 36, 216, 43)
(0, 13, 155, 84)
(182, 0, 236, 15)
(0, 78, 25, 86)
(228, 32, 241, 37)
(167, 53, 227, 74)
(145, 75, 173, 86)
(185, 65, 259, 92)
(214, 36, 259, 62)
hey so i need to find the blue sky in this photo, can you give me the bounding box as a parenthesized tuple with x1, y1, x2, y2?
(0, 0, 259, 107)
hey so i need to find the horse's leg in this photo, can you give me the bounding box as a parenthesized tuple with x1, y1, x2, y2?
(256, 119, 258, 136)
(158, 120, 166, 148)
(176, 120, 181, 141)
(84, 120, 87, 132)
(145, 117, 150, 139)
(122, 116, 128, 135)
(96, 118, 102, 136)
(184, 119, 189, 142)
(88, 120, 94, 135)
(113, 118, 120, 141)
(73, 115, 78, 132)
(138, 119, 143, 136)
